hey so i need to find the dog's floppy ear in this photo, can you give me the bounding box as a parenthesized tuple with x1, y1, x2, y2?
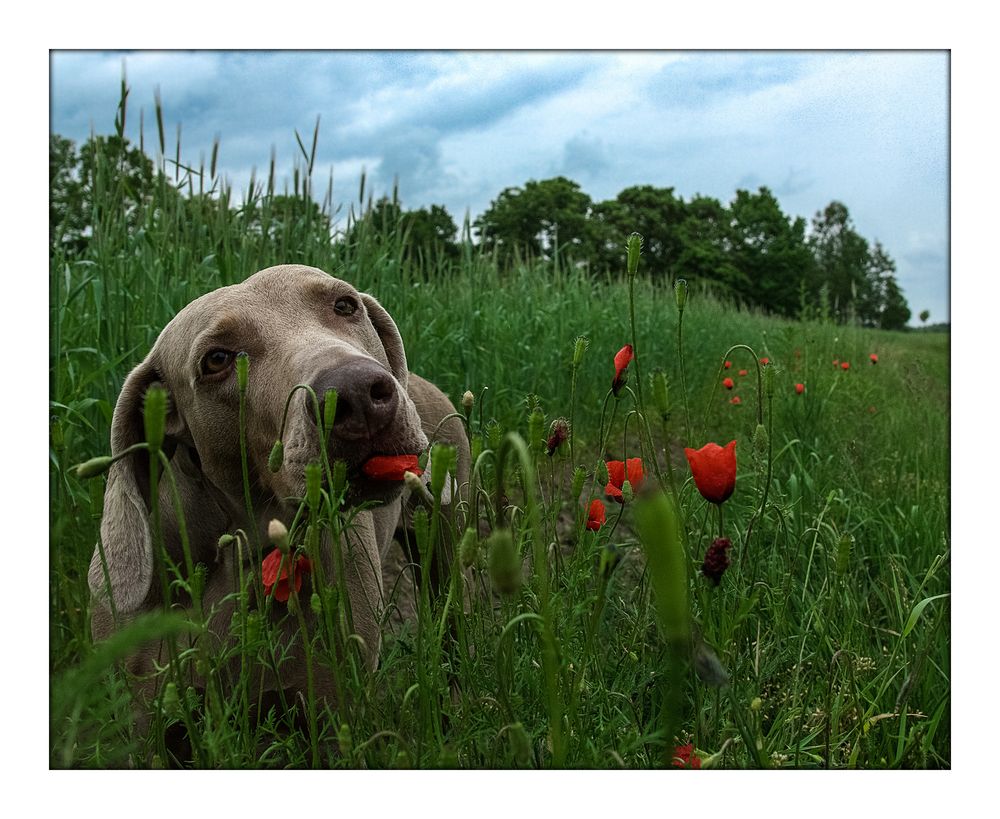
(88, 354, 180, 615)
(362, 293, 409, 390)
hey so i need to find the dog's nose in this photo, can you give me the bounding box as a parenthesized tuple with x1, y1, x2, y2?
(309, 359, 399, 440)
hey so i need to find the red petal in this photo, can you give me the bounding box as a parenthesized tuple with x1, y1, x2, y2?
(605, 460, 626, 489)
(626, 457, 644, 489)
(586, 499, 606, 530)
(362, 454, 423, 481)
(613, 345, 634, 379)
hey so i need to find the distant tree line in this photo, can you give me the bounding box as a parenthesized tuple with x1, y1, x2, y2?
(50, 134, 912, 329)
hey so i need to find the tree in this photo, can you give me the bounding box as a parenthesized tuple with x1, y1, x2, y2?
(808, 202, 873, 323)
(727, 187, 815, 317)
(919, 309, 931, 324)
(344, 196, 459, 271)
(590, 185, 687, 276)
(474, 176, 593, 267)
(879, 274, 911, 330)
(674, 195, 746, 298)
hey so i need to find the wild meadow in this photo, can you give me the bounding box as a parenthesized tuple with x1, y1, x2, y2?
(49, 97, 950, 769)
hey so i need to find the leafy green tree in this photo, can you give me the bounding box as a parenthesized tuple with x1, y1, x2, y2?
(808, 201, 872, 323)
(474, 176, 593, 267)
(675, 195, 746, 297)
(728, 187, 815, 317)
(344, 196, 458, 271)
(879, 274, 911, 330)
(590, 185, 688, 276)
(919, 309, 930, 324)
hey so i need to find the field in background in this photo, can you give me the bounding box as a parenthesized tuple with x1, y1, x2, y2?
(49, 119, 950, 768)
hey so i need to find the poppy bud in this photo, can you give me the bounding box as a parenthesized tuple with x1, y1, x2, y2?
(217, 533, 236, 550)
(651, 369, 670, 420)
(674, 278, 688, 311)
(404, 470, 433, 504)
(570, 466, 587, 502)
(546, 418, 569, 456)
(245, 612, 262, 644)
(330, 459, 348, 498)
(836, 533, 853, 575)
(763, 364, 775, 398)
(620, 479, 634, 504)
(487, 529, 521, 595)
(869, 353, 878, 365)
(596, 460, 609, 486)
(50, 417, 65, 453)
(338, 723, 353, 756)
(462, 390, 475, 414)
(323, 388, 338, 434)
(750, 696, 763, 712)
(393, 750, 411, 769)
(626, 232, 643, 277)
(161, 681, 180, 717)
(528, 407, 545, 457)
(268, 519, 290, 555)
(702, 537, 733, 585)
(143, 384, 168, 455)
(573, 336, 589, 368)
(190, 563, 206, 602)
(752, 423, 768, 458)
(485, 419, 502, 452)
(268, 439, 284, 473)
(310, 592, 322, 616)
(75, 455, 114, 479)
(723, 377, 734, 390)
(236, 351, 249, 392)
(412, 507, 430, 559)
(305, 461, 322, 512)
(795, 383, 805, 395)
(459, 528, 479, 568)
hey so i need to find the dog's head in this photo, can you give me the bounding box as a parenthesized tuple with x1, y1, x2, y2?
(88, 264, 428, 614)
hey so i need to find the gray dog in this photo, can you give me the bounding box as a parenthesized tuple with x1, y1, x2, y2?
(88, 264, 470, 730)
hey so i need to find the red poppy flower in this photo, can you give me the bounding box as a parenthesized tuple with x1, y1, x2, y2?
(795, 383, 805, 394)
(605, 457, 644, 503)
(672, 743, 702, 769)
(833, 358, 839, 366)
(362, 454, 422, 481)
(730, 395, 741, 405)
(841, 361, 850, 370)
(738, 369, 748, 377)
(702, 537, 733, 585)
(261, 549, 313, 603)
(722, 377, 734, 390)
(586, 499, 606, 531)
(612, 344, 634, 396)
(869, 353, 878, 364)
(684, 441, 737, 505)
(759, 357, 770, 365)
(724, 360, 732, 369)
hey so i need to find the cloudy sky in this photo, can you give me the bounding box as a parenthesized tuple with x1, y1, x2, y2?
(50, 50, 949, 322)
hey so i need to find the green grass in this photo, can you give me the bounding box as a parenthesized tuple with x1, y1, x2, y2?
(49, 118, 950, 770)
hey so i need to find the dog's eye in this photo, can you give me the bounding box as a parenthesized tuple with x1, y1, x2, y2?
(334, 297, 358, 316)
(201, 349, 235, 376)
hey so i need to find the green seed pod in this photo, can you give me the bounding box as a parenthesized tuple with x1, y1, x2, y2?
(305, 461, 322, 512)
(573, 336, 589, 368)
(487, 529, 521, 595)
(143, 384, 168, 455)
(651, 369, 670, 420)
(458, 528, 479, 568)
(626, 232, 643, 277)
(674, 278, 688, 311)
(430, 443, 456, 499)
(508, 721, 533, 767)
(753, 423, 769, 459)
(268, 439, 284, 473)
(331, 459, 348, 499)
(75, 455, 114, 480)
(570, 466, 587, 503)
(323, 388, 338, 435)
(528, 407, 545, 456)
(596, 460, 609, 486)
(310, 592, 322, 616)
(236, 351, 249, 392)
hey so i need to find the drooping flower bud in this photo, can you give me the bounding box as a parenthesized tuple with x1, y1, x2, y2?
(625, 232, 643, 277)
(74, 455, 114, 479)
(217, 532, 236, 550)
(268, 439, 284, 473)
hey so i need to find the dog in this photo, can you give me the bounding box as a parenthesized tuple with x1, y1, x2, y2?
(87, 263, 470, 736)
